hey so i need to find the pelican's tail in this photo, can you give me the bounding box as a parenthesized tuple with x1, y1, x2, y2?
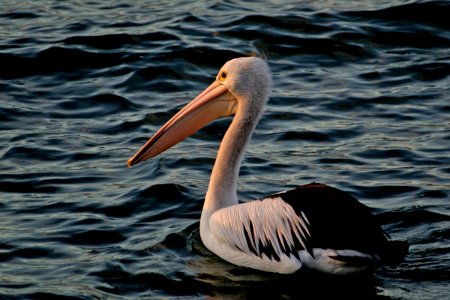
(380, 240, 409, 265)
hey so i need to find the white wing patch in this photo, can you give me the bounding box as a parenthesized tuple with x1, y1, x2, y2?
(209, 196, 311, 261)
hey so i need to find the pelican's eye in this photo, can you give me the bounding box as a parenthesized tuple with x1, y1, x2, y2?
(218, 71, 227, 82)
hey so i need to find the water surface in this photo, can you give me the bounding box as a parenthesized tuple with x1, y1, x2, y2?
(1, 0, 450, 299)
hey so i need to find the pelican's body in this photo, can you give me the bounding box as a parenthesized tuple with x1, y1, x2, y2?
(128, 57, 408, 274)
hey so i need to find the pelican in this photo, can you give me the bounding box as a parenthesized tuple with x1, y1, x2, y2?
(128, 57, 408, 275)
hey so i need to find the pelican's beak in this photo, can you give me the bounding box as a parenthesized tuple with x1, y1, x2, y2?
(128, 80, 237, 167)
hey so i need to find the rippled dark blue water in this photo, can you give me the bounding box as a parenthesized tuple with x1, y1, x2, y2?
(1, 0, 449, 298)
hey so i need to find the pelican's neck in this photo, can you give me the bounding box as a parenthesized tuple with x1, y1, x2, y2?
(202, 109, 257, 217)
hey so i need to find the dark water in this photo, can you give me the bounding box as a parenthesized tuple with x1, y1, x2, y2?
(1, 0, 450, 299)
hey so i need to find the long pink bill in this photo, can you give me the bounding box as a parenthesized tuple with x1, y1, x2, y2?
(128, 80, 237, 167)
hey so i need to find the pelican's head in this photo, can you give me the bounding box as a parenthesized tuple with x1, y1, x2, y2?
(127, 57, 271, 167)
(218, 57, 271, 110)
